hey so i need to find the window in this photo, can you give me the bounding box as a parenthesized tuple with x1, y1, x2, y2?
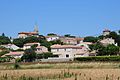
(65, 49, 66, 51)
(66, 54, 69, 57)
(57, 49, 59, 51)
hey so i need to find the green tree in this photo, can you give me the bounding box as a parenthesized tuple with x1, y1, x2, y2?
(49, 40, 63, 45)
(64, 34, 76, 38)
(116, 35, 120, 46)
(2, 33, 5, 37)
(97, 44, 119, 56)
(36, 52, 53, 59)
(109, 31, 118, 40)
(118, 30, 120, 35)
(40, 40, 52, 51)
(21, 49, 36, 62)
(47, 33, 57, 36)
(83, 36, 98, 43)
(39, 35, 46, 40)
(89, 43, 103, 51)
(108, 31, 120, 46)
(13, 38, 25, 47)
(0, 36, 11, 45)
(24, 36, 39, 43)
(0, 50, 9, 57)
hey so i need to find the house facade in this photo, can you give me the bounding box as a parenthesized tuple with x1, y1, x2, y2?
(103, 29, 111, 36)
(100, 38, 117, 46)
(18, 25, 39, 38)
(51, 44, 89, 59)
(2, 51, 24, 59)
(23, 42, 40, 50)
(35, 46, 48, 54)
(1, 44, 20, 50)
(18, 32, 39, 38)
(60, 37, 84, 45)
(45, 36, 60, 41)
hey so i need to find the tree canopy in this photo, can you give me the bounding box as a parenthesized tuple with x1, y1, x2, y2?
(21, 49, 36, 62)
(13, 38, 25, 47)
(83, 36, 98, 43)
(0, 35, 11, 45)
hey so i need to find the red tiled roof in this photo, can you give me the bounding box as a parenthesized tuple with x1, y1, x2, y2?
(18, 32, 38, 35)
(36, 46, 46, 49)
(24, 42, 40, 46)
(4, 51, 24, 56)
(51, 44, 84, 49)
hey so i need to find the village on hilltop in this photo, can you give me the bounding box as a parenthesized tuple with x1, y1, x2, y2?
(0, 25, 120, 62)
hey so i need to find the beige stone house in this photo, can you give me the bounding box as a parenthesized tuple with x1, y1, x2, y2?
(51, 44, 89, 59)
(60, 37, 84, 45)
(23, 42, 48, 54)
(35, 46, 48, 54)
(103, 29, 111, 36)
(100, 38, 117, 46)
(18, 25, 39, 38)
(2, 51, 24, 59)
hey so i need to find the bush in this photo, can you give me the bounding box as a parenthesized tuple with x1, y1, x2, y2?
(36, 52, 54, 59)
(14, 63, 20, 69)
(74, 56, 120, 61)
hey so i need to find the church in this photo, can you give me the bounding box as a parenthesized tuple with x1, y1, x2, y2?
(18, 24, 39, 38)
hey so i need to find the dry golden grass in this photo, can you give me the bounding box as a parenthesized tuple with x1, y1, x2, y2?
(0, 69, 120, 80)
(0, 62, 120, 80)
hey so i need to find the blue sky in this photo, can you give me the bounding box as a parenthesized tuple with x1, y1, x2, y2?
(0, 0, 120, 38)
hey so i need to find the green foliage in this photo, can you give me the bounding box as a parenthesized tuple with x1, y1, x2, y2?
(39, 35, 46, 40)
(89, 43, 103, 51)
(31, 44, 38, 50)
(14, 62, 20, 69)
(0, 50, 9, 57)
(109, 31, 118, 40)
(24, 36, 39, 43)
(75, 56, 120, 61)
(98, 35, 104, 39)
(0, 57, 11, 62)
(104, 31, 120, 46)
(64, 34, 76, 38)
(21, 49, 36, 62)
(49, 40, 63, 45)
(36, 52, 54, 59)
(47, 33, 57, 36)
(40, 40, 52, 51)
(89, 43, 120, 56)
(83, 36, 98, 43)
(15, 58, 21, 62)
(0, 36, 11, 45)
(97, 44, 119, 56)
(13, 38, 25, 47)
(2, 33, 5, 37)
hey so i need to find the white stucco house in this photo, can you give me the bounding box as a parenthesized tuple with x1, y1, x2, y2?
(23, 42, 40, 50)
(45, 36, 60, 42)
(1, 44, 20, 50)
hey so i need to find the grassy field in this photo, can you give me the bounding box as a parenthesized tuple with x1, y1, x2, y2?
(0, 62, 120, 80)
(0, 69, 120, 80)
(0, 62, 120, 69)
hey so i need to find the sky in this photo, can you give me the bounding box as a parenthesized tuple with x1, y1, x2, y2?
(0, 0, 120, 38)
